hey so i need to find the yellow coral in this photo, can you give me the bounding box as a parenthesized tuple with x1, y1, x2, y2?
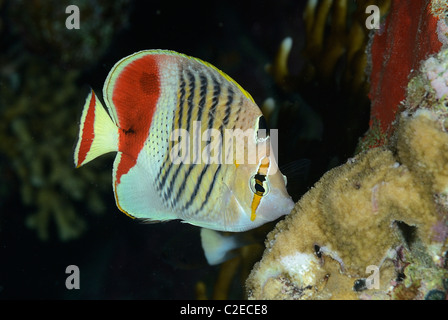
(246, 108, 448, 299)
(246, 2, 448, 301)
(398, 110, 448, 196)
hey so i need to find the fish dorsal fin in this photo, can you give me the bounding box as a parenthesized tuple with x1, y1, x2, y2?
(182, 53, 255, 104)
(104, 50, 255, 121)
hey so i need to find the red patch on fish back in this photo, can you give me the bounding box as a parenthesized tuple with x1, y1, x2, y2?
(112, 55, 161, 184)
(77, 91, 96, 166)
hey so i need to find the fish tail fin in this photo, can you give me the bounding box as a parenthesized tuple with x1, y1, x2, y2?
(74, 89, 119, 168)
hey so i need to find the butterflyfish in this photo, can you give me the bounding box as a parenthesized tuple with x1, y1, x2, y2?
(74, 50, 294, 232)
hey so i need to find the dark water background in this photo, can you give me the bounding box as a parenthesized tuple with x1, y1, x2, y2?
(0, 0, 367, 299)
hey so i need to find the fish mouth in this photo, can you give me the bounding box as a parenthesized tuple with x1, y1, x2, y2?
(258, 191, 295, 221)
(220, 181, 294, 231)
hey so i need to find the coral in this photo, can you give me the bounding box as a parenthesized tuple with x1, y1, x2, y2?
(246, 44, 448, 300)
(199, 1, 448, 300)
(355, 118, 389, 153)
(266, 0, 391, 108)
(0, 56, 112, 241)
(362, 0, 445, 149)
(246, 113, 448, 299)
(266, 37, 293, 91)
(300, 0, 391, 95)
(6, 0, 131, 68)
(266, 0, 390, 99)
(399, 48, 448, 198)
(0, 0, 132, 241)
(264, 1, 392, 179)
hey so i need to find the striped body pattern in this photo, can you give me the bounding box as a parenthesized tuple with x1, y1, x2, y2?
(74, 50, 294, 232)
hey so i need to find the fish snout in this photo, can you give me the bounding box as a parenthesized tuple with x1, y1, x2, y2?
(256, 188, 295, 223)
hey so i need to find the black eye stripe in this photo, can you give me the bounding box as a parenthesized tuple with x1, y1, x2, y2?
(250, 173, 270, 196)
(255, 183, 265, 193)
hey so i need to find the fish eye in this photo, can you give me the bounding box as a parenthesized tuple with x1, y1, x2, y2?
(249, 173, 270, 196)
(256, 116, 270, 140)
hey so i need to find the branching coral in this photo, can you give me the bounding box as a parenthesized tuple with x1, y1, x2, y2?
(264, 0, 392, 178)
(0, 57, 112, 241)
(301, 0, 390, 93)
(6, 0, 131, 68)
(0, 0, 131, 241)
(268, 0, 390, 96)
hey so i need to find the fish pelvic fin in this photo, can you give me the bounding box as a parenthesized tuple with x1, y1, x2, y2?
(200, 228, 241, 265)
(74, 89, 118, 168)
